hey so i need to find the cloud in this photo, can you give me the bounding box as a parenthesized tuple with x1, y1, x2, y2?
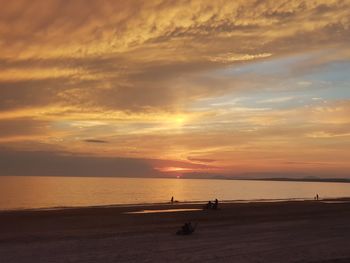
(1, 0, 349, 114)
(208, 53, 272, 63)
(258, 96, 295, 104)
(0, 118, 50, 139)
(84, 139, 109, 144)
(0, 147, 216, 177)
(187, 157, 217, 163)
(0, 148, 159, 177)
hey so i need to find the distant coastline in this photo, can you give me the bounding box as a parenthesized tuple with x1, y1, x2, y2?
(179, 174, 350, 183)
(233, 177, 350, 184)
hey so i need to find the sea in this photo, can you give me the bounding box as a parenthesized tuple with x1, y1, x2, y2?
(1, 176, 350, 211)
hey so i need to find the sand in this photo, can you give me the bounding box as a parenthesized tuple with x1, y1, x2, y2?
(1, 200, 350, 263)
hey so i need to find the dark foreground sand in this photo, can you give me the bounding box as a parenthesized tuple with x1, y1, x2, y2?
(1, 200, 350, 263)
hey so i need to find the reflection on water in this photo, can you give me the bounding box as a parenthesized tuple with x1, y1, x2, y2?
(125, 208, 202, 214)
(1, 176, 350, 210)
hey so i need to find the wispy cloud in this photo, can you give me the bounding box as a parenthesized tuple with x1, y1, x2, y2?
(208, 53, 272, 63)
(84, 139, 109, 144)
(258, 97, 295, 104)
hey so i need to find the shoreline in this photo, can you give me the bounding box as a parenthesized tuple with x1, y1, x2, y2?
(2, 196, 350, 214)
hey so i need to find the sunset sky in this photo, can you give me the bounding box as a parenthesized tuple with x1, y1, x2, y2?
(0, 0, 349, 178)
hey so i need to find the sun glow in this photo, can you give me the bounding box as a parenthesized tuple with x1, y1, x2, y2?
(156, 167, 193, 172)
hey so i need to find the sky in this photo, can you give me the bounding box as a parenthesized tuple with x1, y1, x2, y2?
(0, 0, 349, 178)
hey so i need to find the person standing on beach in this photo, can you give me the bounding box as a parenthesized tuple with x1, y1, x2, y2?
(171, 196, 174, 204)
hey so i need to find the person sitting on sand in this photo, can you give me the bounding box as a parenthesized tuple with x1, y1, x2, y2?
(212, 198, 219, 209)
(205, 200, 212, 209)
(183, 222, 192, 233)
(177, 222, 196, 235)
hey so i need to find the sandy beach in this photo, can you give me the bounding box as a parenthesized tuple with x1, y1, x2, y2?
(1, 200, 350, 263)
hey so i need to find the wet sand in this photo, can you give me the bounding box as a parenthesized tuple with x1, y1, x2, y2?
(1, 200, 350, 263)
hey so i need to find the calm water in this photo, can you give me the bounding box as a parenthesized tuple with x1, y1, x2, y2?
(1, 176, 350, 210)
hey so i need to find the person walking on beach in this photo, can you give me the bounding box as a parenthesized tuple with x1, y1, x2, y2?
(316, 194, 319, 201)
(171, 196, 174, 204)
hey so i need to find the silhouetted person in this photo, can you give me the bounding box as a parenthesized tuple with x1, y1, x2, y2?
(316, 194, 319, 201)
(171, 196, 174, 204)
(177, 222, 196, 235)
(206, 201, 212, 209)
(213, 198, 219, 209)
(183, 222, 191, 233)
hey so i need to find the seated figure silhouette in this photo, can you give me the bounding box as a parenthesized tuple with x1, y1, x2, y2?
(205, 201, 213, 209)
(177, 222, 196, 235)
(204, 199, 219, 209)
(212, 198, 219, 209)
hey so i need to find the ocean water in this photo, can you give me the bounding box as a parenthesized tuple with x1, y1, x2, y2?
(1, 176, 350, 210)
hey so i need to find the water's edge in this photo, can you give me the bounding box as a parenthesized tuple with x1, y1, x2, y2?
(3, 197, 350, 213)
